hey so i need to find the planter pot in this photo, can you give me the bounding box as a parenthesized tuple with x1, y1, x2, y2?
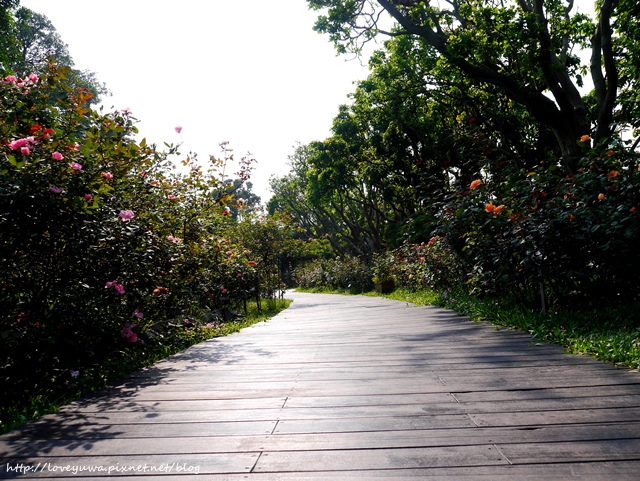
(375, 280, 395, 293)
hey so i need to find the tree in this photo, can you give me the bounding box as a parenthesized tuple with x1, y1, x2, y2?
(0, 0, 19, 68)
(1, 6, 108, 103)
(13, 7, 72, 72)
(308, 0, 633, 166)
(614, 0, 640, 147)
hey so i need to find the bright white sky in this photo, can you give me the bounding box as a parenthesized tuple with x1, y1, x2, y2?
(19, 0, 375, 203)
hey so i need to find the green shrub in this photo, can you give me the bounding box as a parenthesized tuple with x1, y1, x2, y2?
(0, 65, 293, 432)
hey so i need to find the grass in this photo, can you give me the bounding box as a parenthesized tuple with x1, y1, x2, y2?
(0, 298, 291, 435)
(299, 286, 640, 371)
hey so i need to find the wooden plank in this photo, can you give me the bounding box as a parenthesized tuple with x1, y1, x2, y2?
(454, 384, 640, 402)
(45, 395, 640, 424)
(120, 363, 621, 385)
(128, 355, 603, 372)
(5, 420, 277, 440)
(287, 393, 640, 411)
(470, 406, 640, 427)
(60, 397, 287, 413)
(3, 423, 639, 458)
(500, 439, 640, 464)
(252, 445, 509, 472)
(273, 415, 477, 434)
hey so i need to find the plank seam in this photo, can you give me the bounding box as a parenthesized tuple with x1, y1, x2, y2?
(467, 413, 481, 427)
(249, 451, 264, 473)
(270, 420, 280, 435)
(493, 443, 513, 465)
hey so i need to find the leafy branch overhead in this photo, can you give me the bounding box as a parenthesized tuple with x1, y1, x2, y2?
(308, 0, 635, 163)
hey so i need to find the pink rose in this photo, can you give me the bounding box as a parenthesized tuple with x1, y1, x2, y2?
(69, 162, 83, 171)
(118, 210, 135, 221)
(101, 171, 113, 180)
(10, 136, 37, 151)
(121, 323, 137, 342)
(52, 152, 64, 160)
(84, 194, 92, 201)
(9, 139, 26, 150)
(175, 126, 182, 133)
(20, 146, 30, 155)
(105, 280, 125, 294)
(49, 186, 62, 194)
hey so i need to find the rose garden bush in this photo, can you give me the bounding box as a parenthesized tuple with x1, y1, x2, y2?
(430, 137, 640, 310)
(0, 65, 292, 430)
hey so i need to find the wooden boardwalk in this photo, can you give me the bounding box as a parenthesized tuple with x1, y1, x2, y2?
(2, 291, 640, 479)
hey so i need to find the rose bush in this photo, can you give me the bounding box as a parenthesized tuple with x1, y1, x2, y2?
(432, 137, 640, 309)
(0, 64, 292, 430)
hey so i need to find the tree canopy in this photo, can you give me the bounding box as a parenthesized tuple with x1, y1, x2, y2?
(1, 4, 108, 103)
(308, 0, 637, 163)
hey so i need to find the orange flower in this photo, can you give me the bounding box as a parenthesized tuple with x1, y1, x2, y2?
(470, 179, 482, 190)
(631, 207, 637, 213)
(607, 149, 615, 157)
(494, 205, 505, 214)
(598, 193, 606, 201)
(607, 170, 619, 178)
(485, 203, 495, 213)
(580, 134, 591, 143)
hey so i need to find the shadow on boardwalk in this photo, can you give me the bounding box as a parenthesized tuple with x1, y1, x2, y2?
(1, 291, 640, 480)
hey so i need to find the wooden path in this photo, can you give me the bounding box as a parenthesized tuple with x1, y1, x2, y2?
(2, 292, 640, 480)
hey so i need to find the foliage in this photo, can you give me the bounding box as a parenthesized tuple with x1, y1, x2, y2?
(293, 255, 373, 293)
(308, 0, 630, 160)
(0, 64, 297, 433)
(371, 250, 395, 283)
(0, 0, 19, 67)
(433, 141, 640, 308)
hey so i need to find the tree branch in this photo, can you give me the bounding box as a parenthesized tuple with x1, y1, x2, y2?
(594, 0, 620, 142)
